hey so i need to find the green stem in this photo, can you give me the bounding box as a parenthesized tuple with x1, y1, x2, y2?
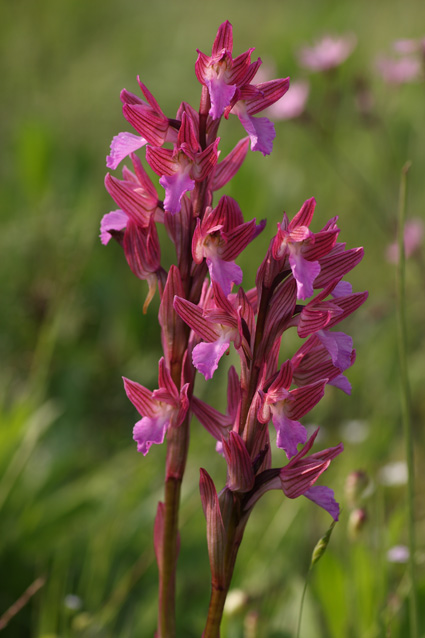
(396, 161, 418, 638)
(157, 415, 190, 638)
(202, 496, 246, 638)
(202, 584, 228, 638)
(296, 571, 310, 638)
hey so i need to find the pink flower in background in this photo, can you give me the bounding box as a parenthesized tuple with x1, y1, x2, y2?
(387, 545, 410, 563)
(376, 37, 424, 84)
(393, 38, 425, 56)
(386, 218, 424, 263)
(266, 80, 310, 120)
(298, 34, 356, 72)
(376, 55, 422, 84)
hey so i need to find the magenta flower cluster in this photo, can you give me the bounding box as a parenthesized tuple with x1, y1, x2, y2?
(101, 20, 367, 635)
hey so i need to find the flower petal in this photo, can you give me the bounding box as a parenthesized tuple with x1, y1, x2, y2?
(207, 256, 242, 296)
(100, 210, 128, 245)
(271, 409, 308, 459)
(236, 111, 276, 156)
(133, 413, 168, 455)
(160, 170, 195, 214)
(317, 330, 353, 370)
(207, 77, 237, 120)
(192, 338, 231, 380)
(304, 485, 340, 520)
(106, 132, 147, 170)
(289, 251, 320, 300)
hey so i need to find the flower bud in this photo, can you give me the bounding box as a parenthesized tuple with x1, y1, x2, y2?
(345, 470, 369, 507)
(348, 507, 367, 540)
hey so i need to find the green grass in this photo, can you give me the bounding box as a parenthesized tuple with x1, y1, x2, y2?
(1, 0, 425, 635)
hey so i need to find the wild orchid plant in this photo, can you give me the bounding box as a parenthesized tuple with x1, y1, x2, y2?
(101, 20, 367, 638)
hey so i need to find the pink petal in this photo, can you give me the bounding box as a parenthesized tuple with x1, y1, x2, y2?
(100, 210, 128, 245)
(133, 414, 168, 455)
(304, 485, 340, 520)
(289, 251, 320, 300)
(191, 396, 230, 441)
(244, 78, 290, 115)
(329, 373, 352, 395)
(106, 132, 147, 170)
(192, 338, 231, 380)
(123, 376, 156, 417)
(212, 20, 233, 56)
(173, 296, 219, 342)
(236, 111, 276, 156)
(332, 280, 352, 297)
(207, 77, 237, 120)
(271, 409, 308, 459)
(314, 247, 364, 289)
(207, 256, 242, 296)
(159, 170, 195, 214)
(317, 330, 353, 370)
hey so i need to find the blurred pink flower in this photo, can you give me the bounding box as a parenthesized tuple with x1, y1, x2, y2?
(266, 80, 310, 120)
(387, 545, 409, 563)
(386, 218, 424, 263)
(376, 55, 422, 84)
(393, 37, 425, 56)
(298, 34, 356, 72)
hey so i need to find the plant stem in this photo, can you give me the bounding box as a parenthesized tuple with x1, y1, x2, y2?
(202, 584, 229, 638)
(157, 415, 190, 638)
(296, 571, 310, 638)
(396, 161, 418, 638)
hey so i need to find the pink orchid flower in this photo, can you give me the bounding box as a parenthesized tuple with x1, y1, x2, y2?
(174, 283, 249, 380)
(272, 198, 339, 300)
(123, 358, 189, 455)
(104, 153, 160, 228)
(291, 333, 356, 395)
(244, 429, 343, 520)
(293, 280, 368, 370)
(192, 195, 265, 295)
(278, 428, 343, 519)
(226, 79, 290, 155)
(258, 360, 327, 458)
(106, 80, 178, 169)
(195, 20, 262, 120)
(146, 111, 219, 214)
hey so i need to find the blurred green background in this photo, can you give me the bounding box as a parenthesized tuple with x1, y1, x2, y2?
(1, 0, 425, 636)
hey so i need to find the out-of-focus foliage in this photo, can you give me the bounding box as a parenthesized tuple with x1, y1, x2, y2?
(1, 0, 424, 636)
